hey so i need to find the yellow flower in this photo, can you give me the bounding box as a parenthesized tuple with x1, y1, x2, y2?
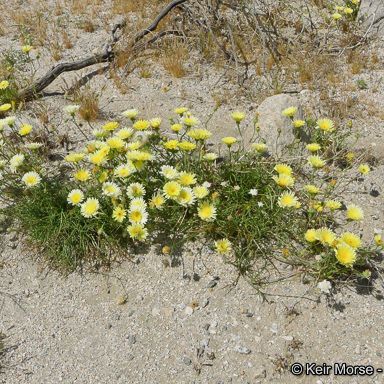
(278, 191, 300, 208)
(102, 121, 119, 131)
(67, 189, 84, 206)
(274, 163, 292, 176)
(178, 141, 196, 151)
(187, 129, 212, 141)
(345, 152, 355, 163)
(335, 244, 356, 266)
(340, 232, 361, 249)
(282, 106, 297, 118)
(112, 206, 127, 223)
(21, 171, 41, 188)
(305, 185, 320, 195)
(306, 143, 321, 152)
(126, 150, 152, 162)
(203, 153, 218, 161)
(251, 143, 268, 153)
(171, 123, 183, 133)
(150, 118, 162, 129)
(162, 245, 171, 254)
(106, 136, 125, 149)
(374, 234, 383, 247)
(74, 169, 90, 182)
(149, 193, 165, 209)
(10, 154, 24, 171)
(344, 7, 353, 14)
(122, 109, 139, 120)
(308, 155, 326, 168)
(0, 103, 12, 112)
(133, 120, 150, 131)
(127, 183, 145, 198)
(231, 111, 245, 123)
(89, 149, 109, 166)
(98, 170, 109, 183)
(177, 187, 196, 206)
(0, 80, 9, 90)
(18, 124, 33, 136)
(198, 202, 217, 222)
(273, 174, 295, 188)
(174, 107, 188, 115)
(128, 209, 148, 225)
(215, 238, 232, 254)
(65, 153, 85, 163)
(316, 227, 336, 246)
(292, 119, 305, 128)
(222, 137, 237, 146)
(325, 200, 342, 210)
(116, 128, 134, 140)
(127, 224, 148, 241)
(163, 181, 181, 199)
(304, 229, 318, 242)
(346, 204, 364, 221)
(102, 182, 121, 197)
(164, 140, 179, 150)
(182, 116, 199, 127)
(317, 118, 334, 133)
(178, 172, 196, 186)
(114, 163, 135, 178)
(161, 165, 179, 180)
(126, 141, 142, 151)
(21, 45, 33, 53)
(80, 198, 100, 218)
(193, 185, 209, 199)
(332, 12, 342, 20)
(358, 164, 370, 175)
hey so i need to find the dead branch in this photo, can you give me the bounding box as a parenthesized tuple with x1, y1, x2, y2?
(17, 0, 190, 102)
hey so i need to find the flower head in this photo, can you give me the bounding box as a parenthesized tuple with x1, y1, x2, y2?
(21, 45, 33, 53)
(127, 224, 148, 241)
(306, 143, 321, 152)
(63, 105, 80, 116)
(0, 80, 9, 90)
(0, 103, 12, 112)
(80, 198, 100, 218)
(358, 164, 370, 175)
(293, 119, 305, 128)
(340, 232, 361, 249)
(187, 128, 212, 141)
(67, 189, 84, 206)
(133, 120, 150, 131)
(316, 227, 336, 246)
(178, 141, 196, 151)
(215, 238, 232, 254)
(65, 153, 85, 163)
(317, 118, 334, 133)
(112, 206, 127, 223)
(231, 111, 245, 123)
(335, 244, 356, 266)
(177, 187, 196, 206)
(198, 202, 217, 222)
(273, 174, 295, 188)
(305, 229, 318, 242)
(150, 118, 162, 129)
(21, 171, 41, 188)
(346, 204, 364, 221)
(325, 200, 342, 210)
(178, 171, 196, 186)
(161, 165, 179, 180)
(74, 169, 90, 182)
(274, 163, 292, 176)
(193, 185, 209, 199)
(116, 127, 134, 140)
(106, 136, 125, 149)
(127, 183, 145, 198)
(305, 185, 320, 195)
(149, 193, 165, 209)
(222, 137, 237, 146)
(171, 123, 183, 133)
(10, 154, 25, 172)
(251, 143, 268, 153)
(278, 191, 300, 208)
(102, 182, 121, 197)
(174, 107, 188, 115)
(308, 155, 326, 169)
(122, 109, 139, 120)
(163, 181, 181, 199)
(282, 106, 297, 118)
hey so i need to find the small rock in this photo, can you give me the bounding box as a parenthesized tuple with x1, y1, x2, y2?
(202, 298, 210, 308)
(270, 323, 278, 334)
(182, 356, 192, 366)
(206, 280, 218, 288)
(254, 367, 267, 379)
(126, 335, 137, 345)
(116, 295, 127, 305)
(185, 306, 194, 315)
(355, 345, 361, 355)
(234, 346, 251, 354)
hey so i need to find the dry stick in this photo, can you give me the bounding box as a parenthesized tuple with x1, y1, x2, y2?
(17, 0, 190, 102)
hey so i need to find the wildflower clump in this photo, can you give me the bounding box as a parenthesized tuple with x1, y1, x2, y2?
(0, 104, 380, 287)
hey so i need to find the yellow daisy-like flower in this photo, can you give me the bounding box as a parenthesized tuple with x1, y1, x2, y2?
(178, 141, 196, 151)
(374, 234, 383, 247)
(112, 206, 127, 223)
(164, 140, 179, 150)
(106, 136, 125, 149)
(198, 202, 217, 222)
(345, 152, 355, 163)
(251, 143, 268, 153)
(282, 106, 297, 118)
(316, 227, 336, 246)
(304, 229, 318, 242)
(127, 224, 148, 241)
(273, 174, 295, 188)
(214, 238, 232, 255)
(127, 150, 152, 162)
(335, 243, 356, 266)
(332, 12, 342, 20)
(182, 116, 199, 127)
(274, 163, 292, 176)
(9, 154, 25, 171)
(222, 137, 237, 146)
(150, 118, 162, 129)
(21, 45, 33, 53)
(122, 109, 139, 120)
(102, 182, 121, 197)
(193, 185, 209, 199)
(171, 123, 183, 133)
(177, 187, 196, 206)
(292, 119, 305, 128)
(116, 127, 134, 140)
(65, 153, 85, 163)
(174, 107, 188, 115)
(340, 232, 361, 249)
(187, 128, 212, 141)
(358, 164, 370, 175)
(317, 118, 335, 133)
(163, 181, 181, 199)
(346, 204, 364, 221)
(149, 193, 165, 209)
(89, 149, 109, 166)
(306, 143, 321, 152)
(102, 121, 119, 131)
(128, 209, 148, 224)
(278, 191, 300, 208)
(161, 165, 179, 180)
(21, 171, 41, 188)
(0, 80, 9, 89)
(133, 120, 150, 131)
(203, 153, 218, 161)
(304, 185, 320, 195)
(325, 200, 342, 210)
(127, 183, 145, 198)
(74, 169, 90, 182)
(231, 111, 245, 123)
(114, 163, 135, 178)
(126, 141, 142, 151)
(67, 189, 84, 206)
(308, 155, 325, 169)
(0, 103, 12, 112)
(178, 172, 197, 186)
(80, 198, 100, 218)
(130, 197, 146, 211)
(18, 124, 33, 136)
(344, 7, 353, 14)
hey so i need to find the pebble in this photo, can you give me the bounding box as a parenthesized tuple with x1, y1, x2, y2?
(185, 306, 194, 315)
(270, 323, 278, 334)
(234, 346, 251, 354)
(182, 356, 192, 366)
(126, 335, 137, 345)
(207, 280, 218, 288)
